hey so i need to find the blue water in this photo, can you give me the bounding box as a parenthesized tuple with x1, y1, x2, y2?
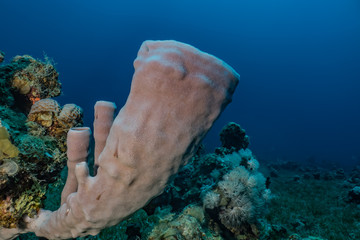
(1, 0, 359, 167)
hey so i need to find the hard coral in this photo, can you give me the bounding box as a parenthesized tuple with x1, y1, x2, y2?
(219, 122, 249, 152)
(27, 99, 60, 128)
(27, 99, 83, 152)
(0, 53, 81, 229)
(58, 103, 83, 126)
(10, 55, 61, 106)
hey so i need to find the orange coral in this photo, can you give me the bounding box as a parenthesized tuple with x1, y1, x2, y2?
(29, 96, 41, 105)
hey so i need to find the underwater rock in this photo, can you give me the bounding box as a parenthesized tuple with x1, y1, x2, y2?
(348, 166, 360, 184)
(220, 122, 249, 149)
(347, 186, 360, 204)
(334, 168, 346, 180)
(322, 168, 346, 181)
(312, 172, 321, 180)
(146, 205, 219, 240)
(293, 175, 301, 182)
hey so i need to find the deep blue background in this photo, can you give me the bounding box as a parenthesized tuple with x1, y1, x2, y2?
(1, 0, 359, 166)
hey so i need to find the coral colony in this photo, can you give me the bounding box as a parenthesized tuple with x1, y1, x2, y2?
(0, 40, 276, 240)
(0, 53, 83, 232)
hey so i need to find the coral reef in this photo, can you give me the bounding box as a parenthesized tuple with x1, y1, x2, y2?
(0, 51, 82, 229)
(27, 98, 61, 128)
(139, 123, 269, 240)
(202, 153, 270, 239)
(0, 54, 61, 112)
(11, 55, 61, 103)
(27, 99, 83, 150)
(215, 122, 249, 156)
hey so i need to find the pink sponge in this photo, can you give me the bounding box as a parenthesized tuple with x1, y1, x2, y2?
(11, 40, 240, 239)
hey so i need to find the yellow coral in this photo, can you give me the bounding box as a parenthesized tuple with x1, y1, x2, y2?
(0, 185, 45, 228)
(14, 192, 42, 218)
(0, 126, 10, 139)
(0, 197, 16, 228)
(11, 75, 31, 94)
(0, 126, 19, 160)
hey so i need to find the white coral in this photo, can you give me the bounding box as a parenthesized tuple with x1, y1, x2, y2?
(203, 191, 220, 209)
(215, 156, 270, 229)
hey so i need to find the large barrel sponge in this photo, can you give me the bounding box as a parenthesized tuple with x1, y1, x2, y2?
(1, 40, 240, 239)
